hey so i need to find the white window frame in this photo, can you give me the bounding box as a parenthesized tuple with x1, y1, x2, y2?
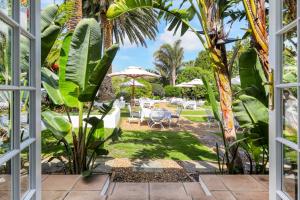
(269, 0, 300, 200)
(0, 0, 41, 199)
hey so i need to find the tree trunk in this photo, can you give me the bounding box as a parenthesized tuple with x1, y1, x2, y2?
(67, 0, 82, 31)
(212, 42, 244, 173)
(242, 0, 269, 76)
(172, 66, 176, 86)
(98, 11, 115, 101)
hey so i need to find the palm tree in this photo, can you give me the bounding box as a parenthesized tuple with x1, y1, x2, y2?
(66, 0, 82, 31)
(107, 0, 244, 173)
(83, 0, 158, 100)
(154, 40, 184, 86)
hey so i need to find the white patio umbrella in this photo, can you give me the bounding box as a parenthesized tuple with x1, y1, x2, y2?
(121, 79, 144, 87)
(175, 82, 195, 88)
(231, 77, 241, 85)
(186, 79, 204, 86)
(109, 66, 159, 103)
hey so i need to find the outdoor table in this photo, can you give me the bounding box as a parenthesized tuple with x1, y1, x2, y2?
(141, 108, 172, 127)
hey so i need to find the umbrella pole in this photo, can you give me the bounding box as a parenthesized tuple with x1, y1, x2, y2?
(131, 80, 135, 106)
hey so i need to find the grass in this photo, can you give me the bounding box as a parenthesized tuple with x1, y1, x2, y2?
(184, 116, 208, 122)
(42, 129, 217, 162)
(181, 109, 208, 116)
(105, 130, 217, 161)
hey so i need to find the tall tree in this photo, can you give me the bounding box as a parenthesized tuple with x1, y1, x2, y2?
(242, 0, 269, 75)
(153, 40, 184, 86)
(83, 0, 158, 100)
(67, 0, 82, 31)
(107, 0, 244, 172)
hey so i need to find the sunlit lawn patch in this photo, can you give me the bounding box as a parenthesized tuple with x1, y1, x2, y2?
(105, 130, 216, 161)
(184, 116, 208, 122)
(181, 109, 208, 116)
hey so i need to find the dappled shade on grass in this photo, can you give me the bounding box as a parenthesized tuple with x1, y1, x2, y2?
(105, 130, 216, 161)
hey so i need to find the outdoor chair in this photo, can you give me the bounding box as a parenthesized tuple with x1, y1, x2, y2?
(149, 110, 166, 129)
(127, 104, 141, 124)
(171, 107, 182, 127)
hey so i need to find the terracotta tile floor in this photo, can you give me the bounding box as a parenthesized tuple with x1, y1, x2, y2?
(0, 174, 269, 199)
(42, 174, 109, 200)
(200, 175, 269, 200)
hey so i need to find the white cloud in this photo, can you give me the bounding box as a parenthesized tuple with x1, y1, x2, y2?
(158, 28, 204, 51)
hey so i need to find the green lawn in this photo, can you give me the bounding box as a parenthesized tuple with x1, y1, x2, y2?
(105, 130, 217, 161)
(184, 116, 208, 122)
(181, 109, 208, 116)
(42, 129, 217, 162)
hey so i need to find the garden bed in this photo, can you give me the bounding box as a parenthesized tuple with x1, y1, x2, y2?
(111, 168, 193, 182)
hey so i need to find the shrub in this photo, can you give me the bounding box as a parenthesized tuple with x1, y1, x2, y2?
(152, 83, 165, 97)
(164, 85, 182, 97)
(177, 67, 219, 100)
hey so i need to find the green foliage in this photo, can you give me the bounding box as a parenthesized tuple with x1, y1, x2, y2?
(151, 83, 165, 97)
(164, 85, 182, 97)
(232, 48, 269, 173)
(112, 78, 153, 100)
(177, 66, 218, 99)
(239, 48, 268, 104)
(41, 19, 121, 175)
(134, 79, 153, 98)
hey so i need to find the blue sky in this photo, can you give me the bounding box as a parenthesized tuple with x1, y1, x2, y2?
(42, 0, 247, 72)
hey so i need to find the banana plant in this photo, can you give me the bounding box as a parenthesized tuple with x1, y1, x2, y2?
(41, 18, 121, 175)
(107, 0, 244, 173)
(41, 2, 76, 66)
(233, 48, 269, 173)
(241, 0, 269, 76)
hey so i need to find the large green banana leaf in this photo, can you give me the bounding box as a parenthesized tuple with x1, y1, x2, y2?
(41, 4, 59, 32)
(42, 111, 72, 139)
(41, 25, 61, 65)
(59, 33, 79, 108)
(78, 44, 119, 102)
(239, 48, 268, 104)
(202, 76, 221, 122)
(84, 117, 105, 148)
(233, 94, 268, 145)
(41, 67, 64, 105)
(66, 18, 102, 93)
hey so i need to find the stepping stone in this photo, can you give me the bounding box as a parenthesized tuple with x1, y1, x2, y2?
(133, 160, 163, 172)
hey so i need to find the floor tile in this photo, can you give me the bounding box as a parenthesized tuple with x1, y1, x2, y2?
(64, 191, 102, 200)
(149, 182, 191, 200)
(251, 175, 269, 189)
(212, 191, 236, 200)
(183, 182, 206, 198)
(42, 191, 68, 200)
(109, 182, 148, 200)
(42, 175, 80, 191)
(0, 175, 11, 191)
(0, 191, 10, 200)
(200, 175, 227, 191)
(220, 175, 266, 192)
(233, 191, 268, 200)
(73, 175, 108, 191)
